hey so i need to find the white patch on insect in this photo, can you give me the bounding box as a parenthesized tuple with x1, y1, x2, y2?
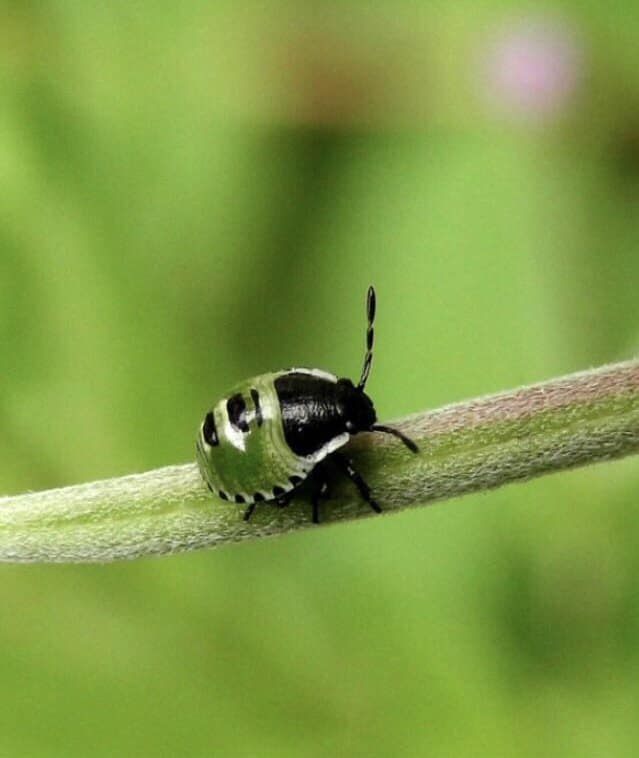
(306, 432, 350, 464)
(287, 367, 338, 383)
(224, 418, 247, 452)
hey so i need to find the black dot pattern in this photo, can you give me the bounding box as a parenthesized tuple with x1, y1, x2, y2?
(203, 412, 219, 446)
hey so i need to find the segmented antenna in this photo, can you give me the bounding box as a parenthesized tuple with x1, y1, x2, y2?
(356, 286, 418, 453)
(357, 285, 376, 390)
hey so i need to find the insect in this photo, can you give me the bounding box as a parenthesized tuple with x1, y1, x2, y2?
(196, 286, 418, 523)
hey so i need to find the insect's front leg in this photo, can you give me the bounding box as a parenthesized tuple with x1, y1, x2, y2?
(331, 452, 381, 515)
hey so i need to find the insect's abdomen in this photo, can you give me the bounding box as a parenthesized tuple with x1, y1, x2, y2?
(196, 373, 312, 504)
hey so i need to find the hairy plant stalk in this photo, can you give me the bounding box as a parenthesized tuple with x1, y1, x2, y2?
(1, 360, 639, 563)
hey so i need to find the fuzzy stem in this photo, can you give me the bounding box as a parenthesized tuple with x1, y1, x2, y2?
(1, 360, 639, 563)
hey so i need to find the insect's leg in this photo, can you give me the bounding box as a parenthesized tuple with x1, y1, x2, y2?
(243, 503, 257, 521)
(310, 462, 330, 524)
(332, 453, 381, 514)
(319, 470, 330, 499)
(276, 491, 294, 508)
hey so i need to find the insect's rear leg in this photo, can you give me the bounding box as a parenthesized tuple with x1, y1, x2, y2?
(332, 452, 381, 514)
(244, 490, 292, 521)
(275, 491, 294, 508)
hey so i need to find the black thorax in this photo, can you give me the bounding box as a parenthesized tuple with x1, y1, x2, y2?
(274, 373, 346, 456)
(274, 372, 377, 457)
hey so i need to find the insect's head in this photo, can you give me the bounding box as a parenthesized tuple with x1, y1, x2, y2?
(343, 286, 419, 454)
(337, 378, 377, 433)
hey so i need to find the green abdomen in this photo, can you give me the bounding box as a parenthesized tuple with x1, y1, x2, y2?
(196, 372, 312, 504)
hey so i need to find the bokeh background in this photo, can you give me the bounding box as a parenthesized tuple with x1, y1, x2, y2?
(3, 2, 639, 755)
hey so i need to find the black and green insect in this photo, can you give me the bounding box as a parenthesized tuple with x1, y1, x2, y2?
(196, 286, 418, 523)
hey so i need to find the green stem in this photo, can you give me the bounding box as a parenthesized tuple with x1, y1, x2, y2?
(2, 360, 639, 563)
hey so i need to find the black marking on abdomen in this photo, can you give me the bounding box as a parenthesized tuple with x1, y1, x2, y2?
(250, 388, 263, 426)
(273, 485, 285, 497)
(227, 393, 249, 433)
(253, 492, 265, 502)
(203, 412, 219, 446)
(289, 475, 303, 487)
(234, 493, 246, 504)
(218, 490, 229, 501)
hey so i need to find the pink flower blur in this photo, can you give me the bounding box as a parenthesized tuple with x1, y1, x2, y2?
(483, 16, 583, 122)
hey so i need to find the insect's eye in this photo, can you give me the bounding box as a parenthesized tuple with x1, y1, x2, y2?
(345, 420, 355, 433)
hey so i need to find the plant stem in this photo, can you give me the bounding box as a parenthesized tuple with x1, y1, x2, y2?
(2, 360, 639, 563)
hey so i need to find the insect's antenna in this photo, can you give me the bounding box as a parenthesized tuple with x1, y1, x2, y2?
(371, 424, 419, 453)
(357, 285, 376, 390)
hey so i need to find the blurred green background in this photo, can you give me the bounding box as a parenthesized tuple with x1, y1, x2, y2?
(3, 2, 639, 755)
